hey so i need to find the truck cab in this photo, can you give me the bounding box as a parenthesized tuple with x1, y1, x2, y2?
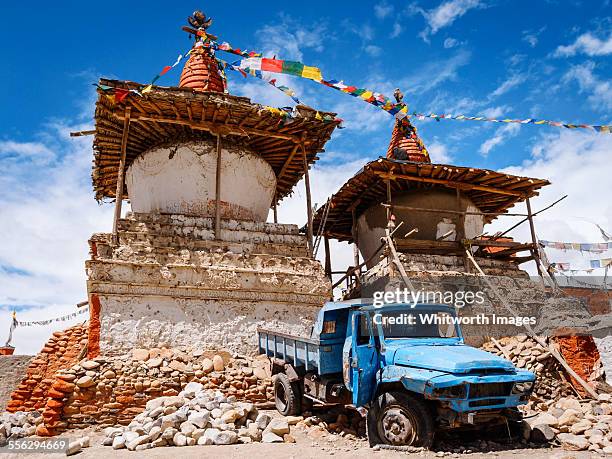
(258, 301, 535, 448)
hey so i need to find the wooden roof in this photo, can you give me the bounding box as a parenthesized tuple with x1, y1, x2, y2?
(92, 78, 340, 203)
(313, 157, 551, 242)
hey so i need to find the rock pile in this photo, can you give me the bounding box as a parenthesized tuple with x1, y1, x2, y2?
(101, 383, 291, 450)
(523, 395, 612, 454)
(481, 336, 575, 404)
(34, 348, 274, 435)
(0, 411, 42, 446)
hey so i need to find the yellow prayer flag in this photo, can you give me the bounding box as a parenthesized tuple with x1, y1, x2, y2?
(360, 91, 373, 100)
(315, 111, 323, 120)
(301, 66, 322, 81)
(142, 85, 153, 94)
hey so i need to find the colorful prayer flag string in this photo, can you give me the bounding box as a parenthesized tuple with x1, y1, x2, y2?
(213, 48, 612, 135)
(539, 240, 612, 253)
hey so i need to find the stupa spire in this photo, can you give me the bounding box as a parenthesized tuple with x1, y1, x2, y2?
(179, 10, 225, 93)
(386, 89, 430, 163)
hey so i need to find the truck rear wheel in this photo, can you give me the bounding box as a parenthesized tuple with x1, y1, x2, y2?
(274, 373, 301, 416)
(367, 391, 434, 448)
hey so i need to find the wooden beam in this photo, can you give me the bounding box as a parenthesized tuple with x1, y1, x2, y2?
(111, 107, 131, 243)
(302, 141, 314, 256)
(381, 203, 528, 217)
(272, 192, 278, 224)
(276, 143, 301, 182)
(114, 111, 302, 143)
(526, 198, 543, 277)
(215, 133, 222, 239)
(324, 236, 332, 281)
(377, 171, 526, 197)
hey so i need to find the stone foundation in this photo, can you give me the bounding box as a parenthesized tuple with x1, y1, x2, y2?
(87, 213, 331, 356)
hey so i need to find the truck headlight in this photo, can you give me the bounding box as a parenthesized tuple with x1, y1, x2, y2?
(512, 381, 534, 395)
(433, 384, 467, 399)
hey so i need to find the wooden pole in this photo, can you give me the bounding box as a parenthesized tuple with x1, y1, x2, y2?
(351, 207, 360, 282)
(526, 198, 543, 277)
(272, 193, 278, 224)
(324, 235, 332, 281)
(215, 133, 222, 239)
(301, 141, 314, 256)
(112, 107, 131, 244)
(386, 179, 392, 221)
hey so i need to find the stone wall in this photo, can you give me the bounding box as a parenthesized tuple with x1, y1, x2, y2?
(0, 356, 33, 412)
(87, 213, 330, 356)
(30, 348, 274, 436)
(6, 324, 87, 414)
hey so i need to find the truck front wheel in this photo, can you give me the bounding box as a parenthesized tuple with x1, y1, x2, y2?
(367, 391, 434, 448)
(274, 373, 301, 416)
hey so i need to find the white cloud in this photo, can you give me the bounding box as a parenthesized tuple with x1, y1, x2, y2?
(0, 141, 55, 165)
(427, 140, 453, 163)
(401, 49, 471, 94)
(485, 131, 612, 274)
(478, 123, 520, 156)
(414, 0, 483, 41)
(443, 37, 459, 48)
(554, 32, 612, 57)
(374, 2, 394, 19)
(522, 27, 545, 48)
(364, 45, 383, 57)
(489, 74, 527, 99)
(257, 16, 327, 60)
(390, 22, 403, 39)
(562, 61, 612, 111)
(482, 105, 510, 119)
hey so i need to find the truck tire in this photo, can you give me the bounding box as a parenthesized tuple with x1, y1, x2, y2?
(367, 391, 434, 448)
(274, 373, 301, 416)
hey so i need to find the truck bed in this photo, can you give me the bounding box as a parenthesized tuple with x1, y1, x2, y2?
(257, 328, 344, 375)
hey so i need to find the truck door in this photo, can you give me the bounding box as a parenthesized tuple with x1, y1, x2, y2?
(350, 311, 378, 406)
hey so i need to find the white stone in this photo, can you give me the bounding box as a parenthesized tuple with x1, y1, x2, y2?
(255, 413, 272, 430)
(188, 411, 209, 429)
(262, 431, 284, 443)
(126, 435, 149, 451)
(557, 433, 589, 450)
(182, 381, 204, 398)
(112, 435, 126, 449)
(265, 418, 289, 435)
(173, 432, 187, 447)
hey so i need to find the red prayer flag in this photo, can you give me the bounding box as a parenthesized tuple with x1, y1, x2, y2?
(261, 58, 284, 73)
(159, 65, 172, 76)
(114, 89, 130, 103)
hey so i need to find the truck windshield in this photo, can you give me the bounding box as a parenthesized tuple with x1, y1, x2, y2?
(369, 307, 460, 340)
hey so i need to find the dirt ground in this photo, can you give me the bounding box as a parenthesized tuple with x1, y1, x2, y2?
(0, 410, 599, 459)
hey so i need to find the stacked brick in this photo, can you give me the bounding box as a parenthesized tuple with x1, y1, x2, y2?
(6, 324, 87, 417)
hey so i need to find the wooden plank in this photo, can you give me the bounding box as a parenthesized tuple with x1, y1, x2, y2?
(113, 111, 302, 142)
(111, 107, 131, 243)
(215, 134, 222, 239)
(377, 171, 526, 197)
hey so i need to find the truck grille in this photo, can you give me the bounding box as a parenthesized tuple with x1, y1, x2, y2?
(469, 382, 513, 398)
(469, 399, 505, 407)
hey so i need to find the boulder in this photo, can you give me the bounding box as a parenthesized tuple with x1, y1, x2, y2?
(265, 418, 289, 435)
(557, 433, 589, 451)
(262, 431, 284, 443)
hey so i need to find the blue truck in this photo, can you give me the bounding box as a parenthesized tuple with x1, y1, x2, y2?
(258, 301, 535, 447)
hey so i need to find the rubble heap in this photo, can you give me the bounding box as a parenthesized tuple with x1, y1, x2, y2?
(101, 385, 293, 450)
(523, 395, 612, 453)
(482, 336, 577, 403)
(0, 411, 43, 446)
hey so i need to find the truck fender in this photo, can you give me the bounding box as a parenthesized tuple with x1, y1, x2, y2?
(284, 363, 300, 382)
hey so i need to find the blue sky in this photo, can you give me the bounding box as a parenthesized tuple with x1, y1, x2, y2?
(1, 1, 611, 352)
